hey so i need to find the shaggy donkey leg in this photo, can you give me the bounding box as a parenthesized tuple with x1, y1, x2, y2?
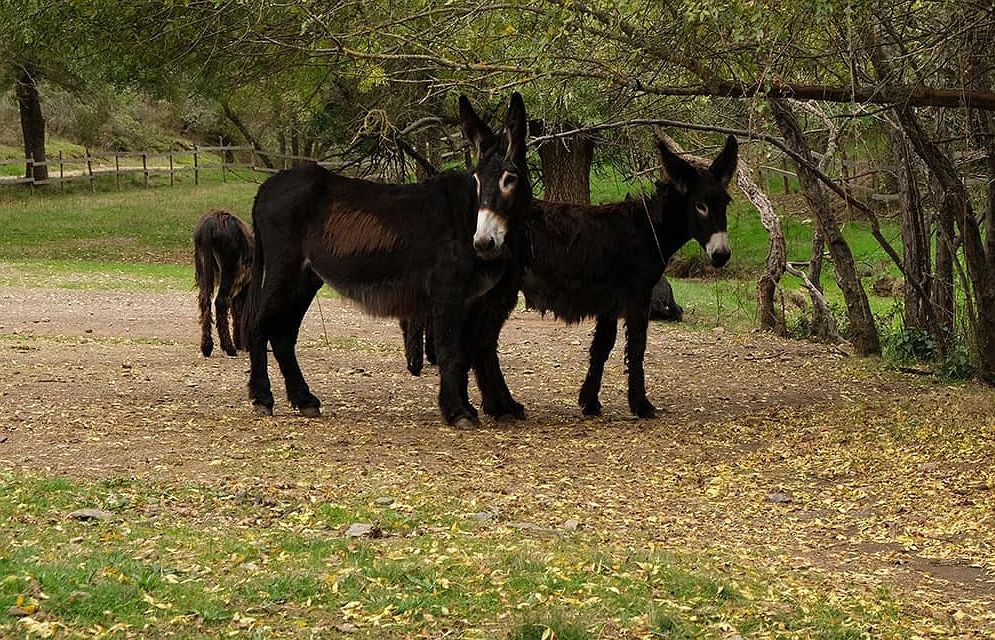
(424, 316, 437, 365)
(231, 289, 247, 352)
(469, 287, 524, 420)
(578, 314, 617, 416)
(196, 252, 215, 357)
(215, 268, 238, 357)
(198, 289, 214, 357)
(271, 274, 323, 417)
(624, 301, 656, 419)
(401, 319, 425, 376)
(434, 299, 478, 428)
(247, 324, 274, 416)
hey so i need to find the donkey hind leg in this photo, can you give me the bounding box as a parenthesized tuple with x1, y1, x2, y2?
(215, 263, 239, 357)
(270, 271, 324, 417)
(578, 313, 618, 416)
(423, 315, 437, 365)
(196, 251, 215, 357)
(231, 288, 247, 352)
(624, 299, 656, 418)
(401, 319, 425, 376)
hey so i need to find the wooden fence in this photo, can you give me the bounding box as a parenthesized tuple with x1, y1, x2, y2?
(0, 144, 340, 191)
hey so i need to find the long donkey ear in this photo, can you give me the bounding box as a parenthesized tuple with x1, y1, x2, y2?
(503, 92, 527, 172)
(709, 135, 739, 188)
(657, 138, 697, 194)
(459, 95, 495, 159)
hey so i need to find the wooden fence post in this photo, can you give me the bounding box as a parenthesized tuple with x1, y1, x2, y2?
(27, 154, 34, 195)
(781, 156, 791, 194)
(58, 150, 64, 193)
(169, 152, 174, 187)
(142, 152, 148, 188)
(193, 145, 199, 186)
(114, 153, 121, 191)
(219, 136, 227, 183)
(86, 149, 94, 193)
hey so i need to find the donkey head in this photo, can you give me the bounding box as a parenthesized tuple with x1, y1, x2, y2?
(658, 135, 738, 268)
(458, 92, 530, 260)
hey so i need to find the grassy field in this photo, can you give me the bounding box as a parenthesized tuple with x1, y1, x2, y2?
(1, 471, 905, 639)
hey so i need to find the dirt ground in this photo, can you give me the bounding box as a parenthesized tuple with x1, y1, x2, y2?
(1, 285, 994, 634)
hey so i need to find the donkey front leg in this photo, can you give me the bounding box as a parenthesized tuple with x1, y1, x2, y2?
(269, 274, 323, 417)
(469, 286, 524, 421)
(432, 300, 478, 428)
(624, 300, 656, 418)
(578, 313, 618, 416)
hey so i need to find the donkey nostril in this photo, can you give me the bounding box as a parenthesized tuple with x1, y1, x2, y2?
(476, 237, 496, 252)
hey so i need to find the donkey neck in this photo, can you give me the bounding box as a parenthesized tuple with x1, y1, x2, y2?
(635, 184, 692, 261)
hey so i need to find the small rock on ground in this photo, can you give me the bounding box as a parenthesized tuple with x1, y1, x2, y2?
(344, 522, 382, 538)
(67, 508, 114, 521)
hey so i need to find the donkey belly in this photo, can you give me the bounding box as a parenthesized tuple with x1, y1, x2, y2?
(334, 280, 428, 318)
(522, 269, 624, 324)
(306, 252, 429, 319)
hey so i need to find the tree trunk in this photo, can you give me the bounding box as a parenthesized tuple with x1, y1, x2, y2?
(15, 65, 47, 181)
(892, 127, 933, 333)
(868, 28, 995, 382)
(807, 230, 835, 340)
(736, 160, 786, 333)
(531, 120, 594, 204)
(220, 101, 274, 169)
(769, 99, 881, 355)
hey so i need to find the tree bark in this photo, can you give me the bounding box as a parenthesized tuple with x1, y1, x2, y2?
(892, 127, 933, 334)
(530, 120, 594, 204)
(736, 160, 786, 333)
(806, 230, 836, 340)
(769, 98, 881, 355)
(220, 101, 274, 169)
(15, 65, 47, 181)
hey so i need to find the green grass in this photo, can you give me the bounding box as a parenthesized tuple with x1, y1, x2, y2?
(0, 472, 909, 639)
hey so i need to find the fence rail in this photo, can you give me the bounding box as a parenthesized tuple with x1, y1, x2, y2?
(0, 144, 341, 190)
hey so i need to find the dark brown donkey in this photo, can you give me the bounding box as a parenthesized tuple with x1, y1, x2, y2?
(193, 209, 253, 357)
(522, 136, 737, 417)
(242, 93, 531, 427)
(442, 135, 736, 419)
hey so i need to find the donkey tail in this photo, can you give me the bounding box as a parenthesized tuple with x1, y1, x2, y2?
(194, 226, 217, 357)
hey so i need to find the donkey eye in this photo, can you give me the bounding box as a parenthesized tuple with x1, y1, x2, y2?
(499, 171, 518, 195)
(695, 202, 709, 217)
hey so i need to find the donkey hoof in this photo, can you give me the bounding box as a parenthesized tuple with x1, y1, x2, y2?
(223, 348, 237, 358)
(497, 404, 527, 422)
(252, 403, 273, 417)
(453, 416, 479, 430)
(633, 401, 657, 419)
(406, 363, 423, 376)
(298, 406, 321, 418)
(201, 343, 213, 358)
(580, 400, 602, 417)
